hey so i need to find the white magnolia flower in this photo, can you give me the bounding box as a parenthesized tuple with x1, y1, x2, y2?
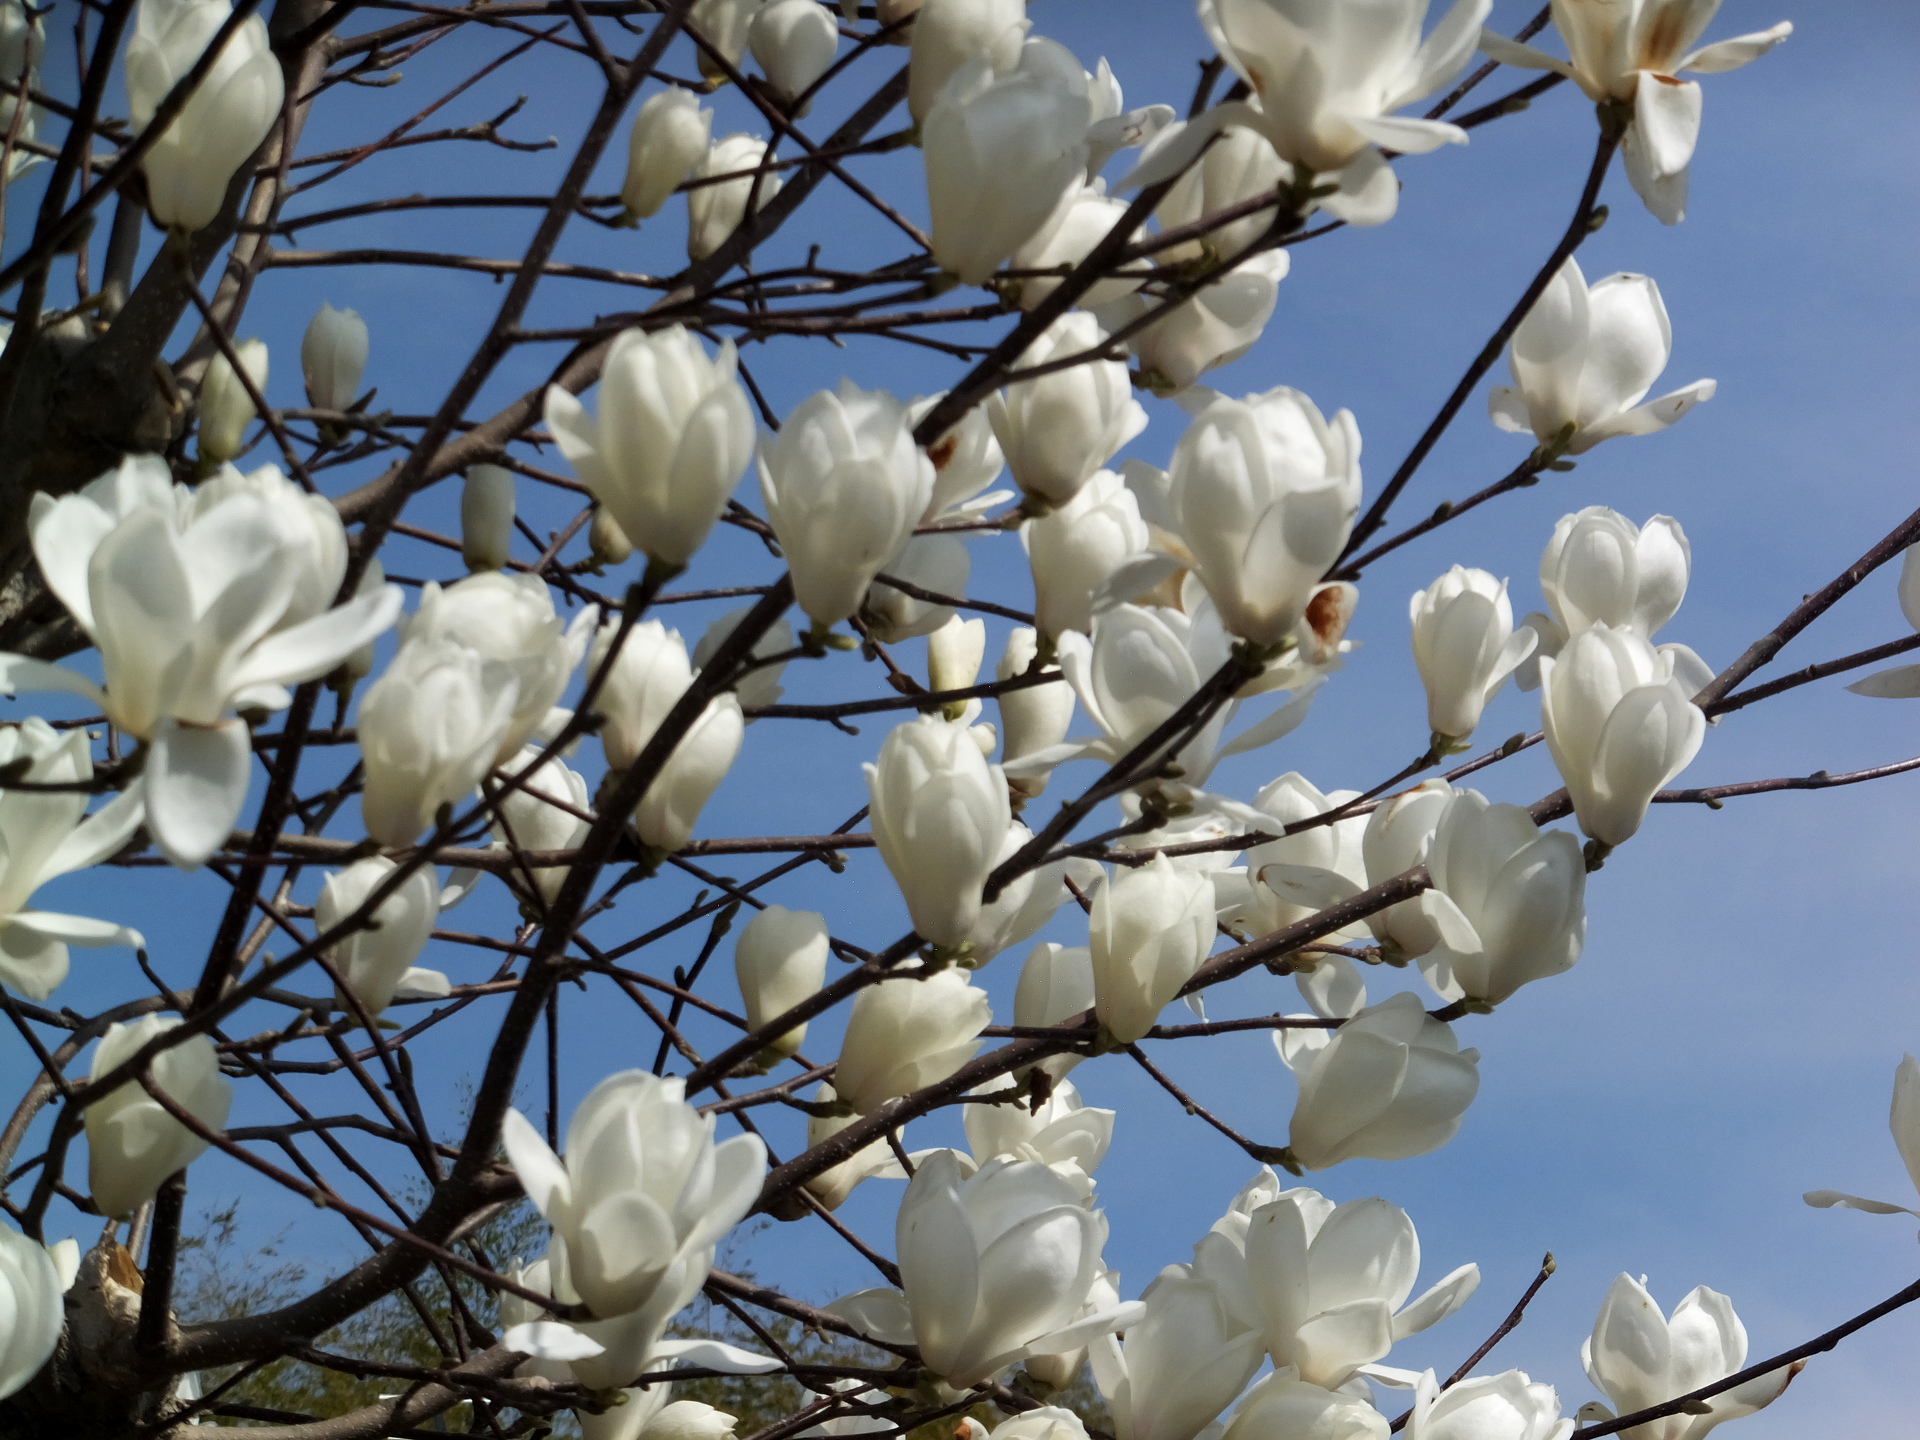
(1361, 778, 1452, 959)
(760, 381, 935, 627)
(1480, 4, 1791, 223)
(502, 1070, 766, 1320)
(0, 720, 145, 1000)
(906, 0, 1027, 124)
(914, 395, 1011, 525)
(1403, 1368, 1571, 1440)
(1417, 789, 1585, 1006)
(621, 87, 714, 223)
(1102, 250, 1290, 396)
(692, 607, 795, 713)
(1091, 1250, 1260, 1440)
(834, 967, 991, 1114)
(734, 905, 830, 1059)
(0, 457, 401, 867)
(1244, 1187, 1480, 1389)
(1015, 941, 1096, 1082)
(802, 1081, 900, 1211)
(0, 1224, 66, 1403)
(1539, 625, 1705, 846)
(1009, 178, 1150, 311)
(690, 0, 764, 84)
(1490, 260, 1715, 456)
(315, 855, 441, 1015)
(1580, 1275, 1799, 1439)
(997, 628, 1076, 800)
(1277, 991, 1480, 1169)
(969, 821, 1103, 964)
(86, 1015, 233, 1218)
(928, 615, 986, 696)
(196, 338, 267, 467)
(1226, 771, 1367, 945)
(1023, 469, 1153, 640)
(358, 639, 520, 847)
(127, 0, 285, 231)
(1090, 854, 1217, 1043)
(865, 715, 1011, 947)
(490, 747, 593, 906)
(964, 1079, 1114, 1179)
(461, 464, 515, 572)
(750, 0, 838, 109)
(1219, 1372, 1388, 1440)
(545, 326, 756, 570)
(1845, 546, 1920, 700)
(865, 532, 970, 643)
(1409, 566, 1535, 742)
(301, 302, 368, 412)
(688, 133, 783, 261)
(1804, 1054, 1920, 1224)
(989, 312, 1148, 509)
(1154, 124, 1287, 265)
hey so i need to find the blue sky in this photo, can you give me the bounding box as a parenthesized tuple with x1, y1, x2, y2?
(6, 0, 1919, 1431)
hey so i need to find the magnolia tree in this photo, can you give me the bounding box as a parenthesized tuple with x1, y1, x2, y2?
(0, 0, 1911, 1436)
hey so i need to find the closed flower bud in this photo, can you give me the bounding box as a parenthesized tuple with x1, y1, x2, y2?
(906, 0, 1026, 124)
(1154, 124, 1285, 265)
(197, 337, 267, 467)
(1089, 853, 1216, 1043)
(690, 0, 762, 84)
(803, 1080, 899, 1210)
(997, 627, 1075, 800)
(0, 1224, 65, 1402)
(301, 302, 368, 412)
(1516, 508, 1694, 689)
(989, 313, 1147, 509)
(1361, 779, 1452, 959)
(895, 1149, 1114, 1385)
(693, 607, 796, 713)
(491, 746, 593, 905)
(865, 714, 1011, 947)
(1104, 250, 1288, 396)
(924, 39, 1092, 286)
(1417, 789, 1585, 1006)
(929, 615, 986, 696)
(85, 1015, 233, 1217)
(645, 1401, 739, 1440)
(1277, 991, 1479, 1169)
(1014, 942, 1094, 1081)
(1491, 260, 1714, 453)
(688, 133, 783, 261)
(760, 382, 934, 627)
(1221, 1373, 1388, 1440)
(546, 326, 756, 570)
(1010, 178, 1149, 311)
(865, 532, 970, 643)
(1172, 386, 1361, 647)
(315, 855, 440, 1015)
(461, 464, 516, 572)
(127, 0, 285, 232)
(1539, 625, 1705, 846)
(750, 0, 838, 110)
(1102, 1257, 1263, 1440)
(502, 1071, 765, 1319)
(1409, 566, 1535, 742)
(359, 638, 520, 846)
(834, 967, 990, 1113)
(621, 87, 713, 222)
(591, 506, 635, 569)
(735, 904, 830, 1058)
(1023, 469, 1151, 640)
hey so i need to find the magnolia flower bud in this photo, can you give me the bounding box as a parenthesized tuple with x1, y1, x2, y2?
(924, 39, 1092, 286)
(502, 1071, 765, 1319)
(315, 855, 441, 1015)
(197, 337, 267, 466)
(461, 464, 516, 572)
(1402, 1369, 1568, 1440)
(492, 746, 593, 905)
(1172, 386, 1361, 647)
(690, 0, 762, 84)
(1491, 259, 1715, 454)
(646, 1401, 739, 1440)
(127, 0, 285, 232)
(1015, 941, 1094, 1080)
(1416, 789, 1585, 1006)
(750, 0, 838, 110)
(1409, 566, 1535, 742)
(1023, 469, 1151, 640)
(1106, 251, 1288, 396)
(915, 396, 1008, 523)
(1220, 1372, 1388, 1440)
(0, 1224, 65, 1402)
(834, 967, 990, 1113)
(1277, 992, 1479, 1170)
(864, 533, 969, 643)
(688, 133, 783, 261)
(546, 326, 756, 569)
(1516, 508, 1694, 689)
(1102, 1258, 1263, 1440)
(928, 616, 986, 697)
(591, 506, 636, 569)
(1540, 626, 1705, 846)
(85, 1015, 233, 1217)
(359, 639, 520, 846)
(1009, 177, 1149, 310)
(1244, 1188, 1480, 1390)
(1582, 1275, 1799, 1440)
(1233, 772, 1366, 942)
(1155, 124, 1285, 265)
(865, 715, 1011, 947)
(802, 1081, 898, 1210)
(694, 607, 796, 713)
(963, 1078, 1113, 1177)
(1361, 779, 1452, 959)
(760, 381, 934, 627)
(1090, 854, 1216, 1043)
(906, 0, 1026, 123)
(735, 904, 830, 1058)
(301, 302, 368, 412)
(997, 627, 1075, 800)
(896, 1149, 1111, 1385)
(621, 87, 713, 222)
(989, 313, 1147, 508)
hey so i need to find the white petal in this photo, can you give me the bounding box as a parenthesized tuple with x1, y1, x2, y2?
(649, 1338, 785, 1373)
(393, 967, 451, 1000)
(1681, 24, 1792, 74)
(0, 655, 110, 711)
(6, 911, 143, 949)
(1631, 71, 1702, 181)
(501, 1106, 571, 1217)
(1475, 29, 1574, 76)
(39, 782, 148, 882)
(147, 719, 253, 869)
(1846, 664, 1920, 699)
(227, 583, 405, 695)
(1342, 114, 1468, 155)
(504, 1320, 606, 1360)
(1801, 1190, 1918, 1218)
